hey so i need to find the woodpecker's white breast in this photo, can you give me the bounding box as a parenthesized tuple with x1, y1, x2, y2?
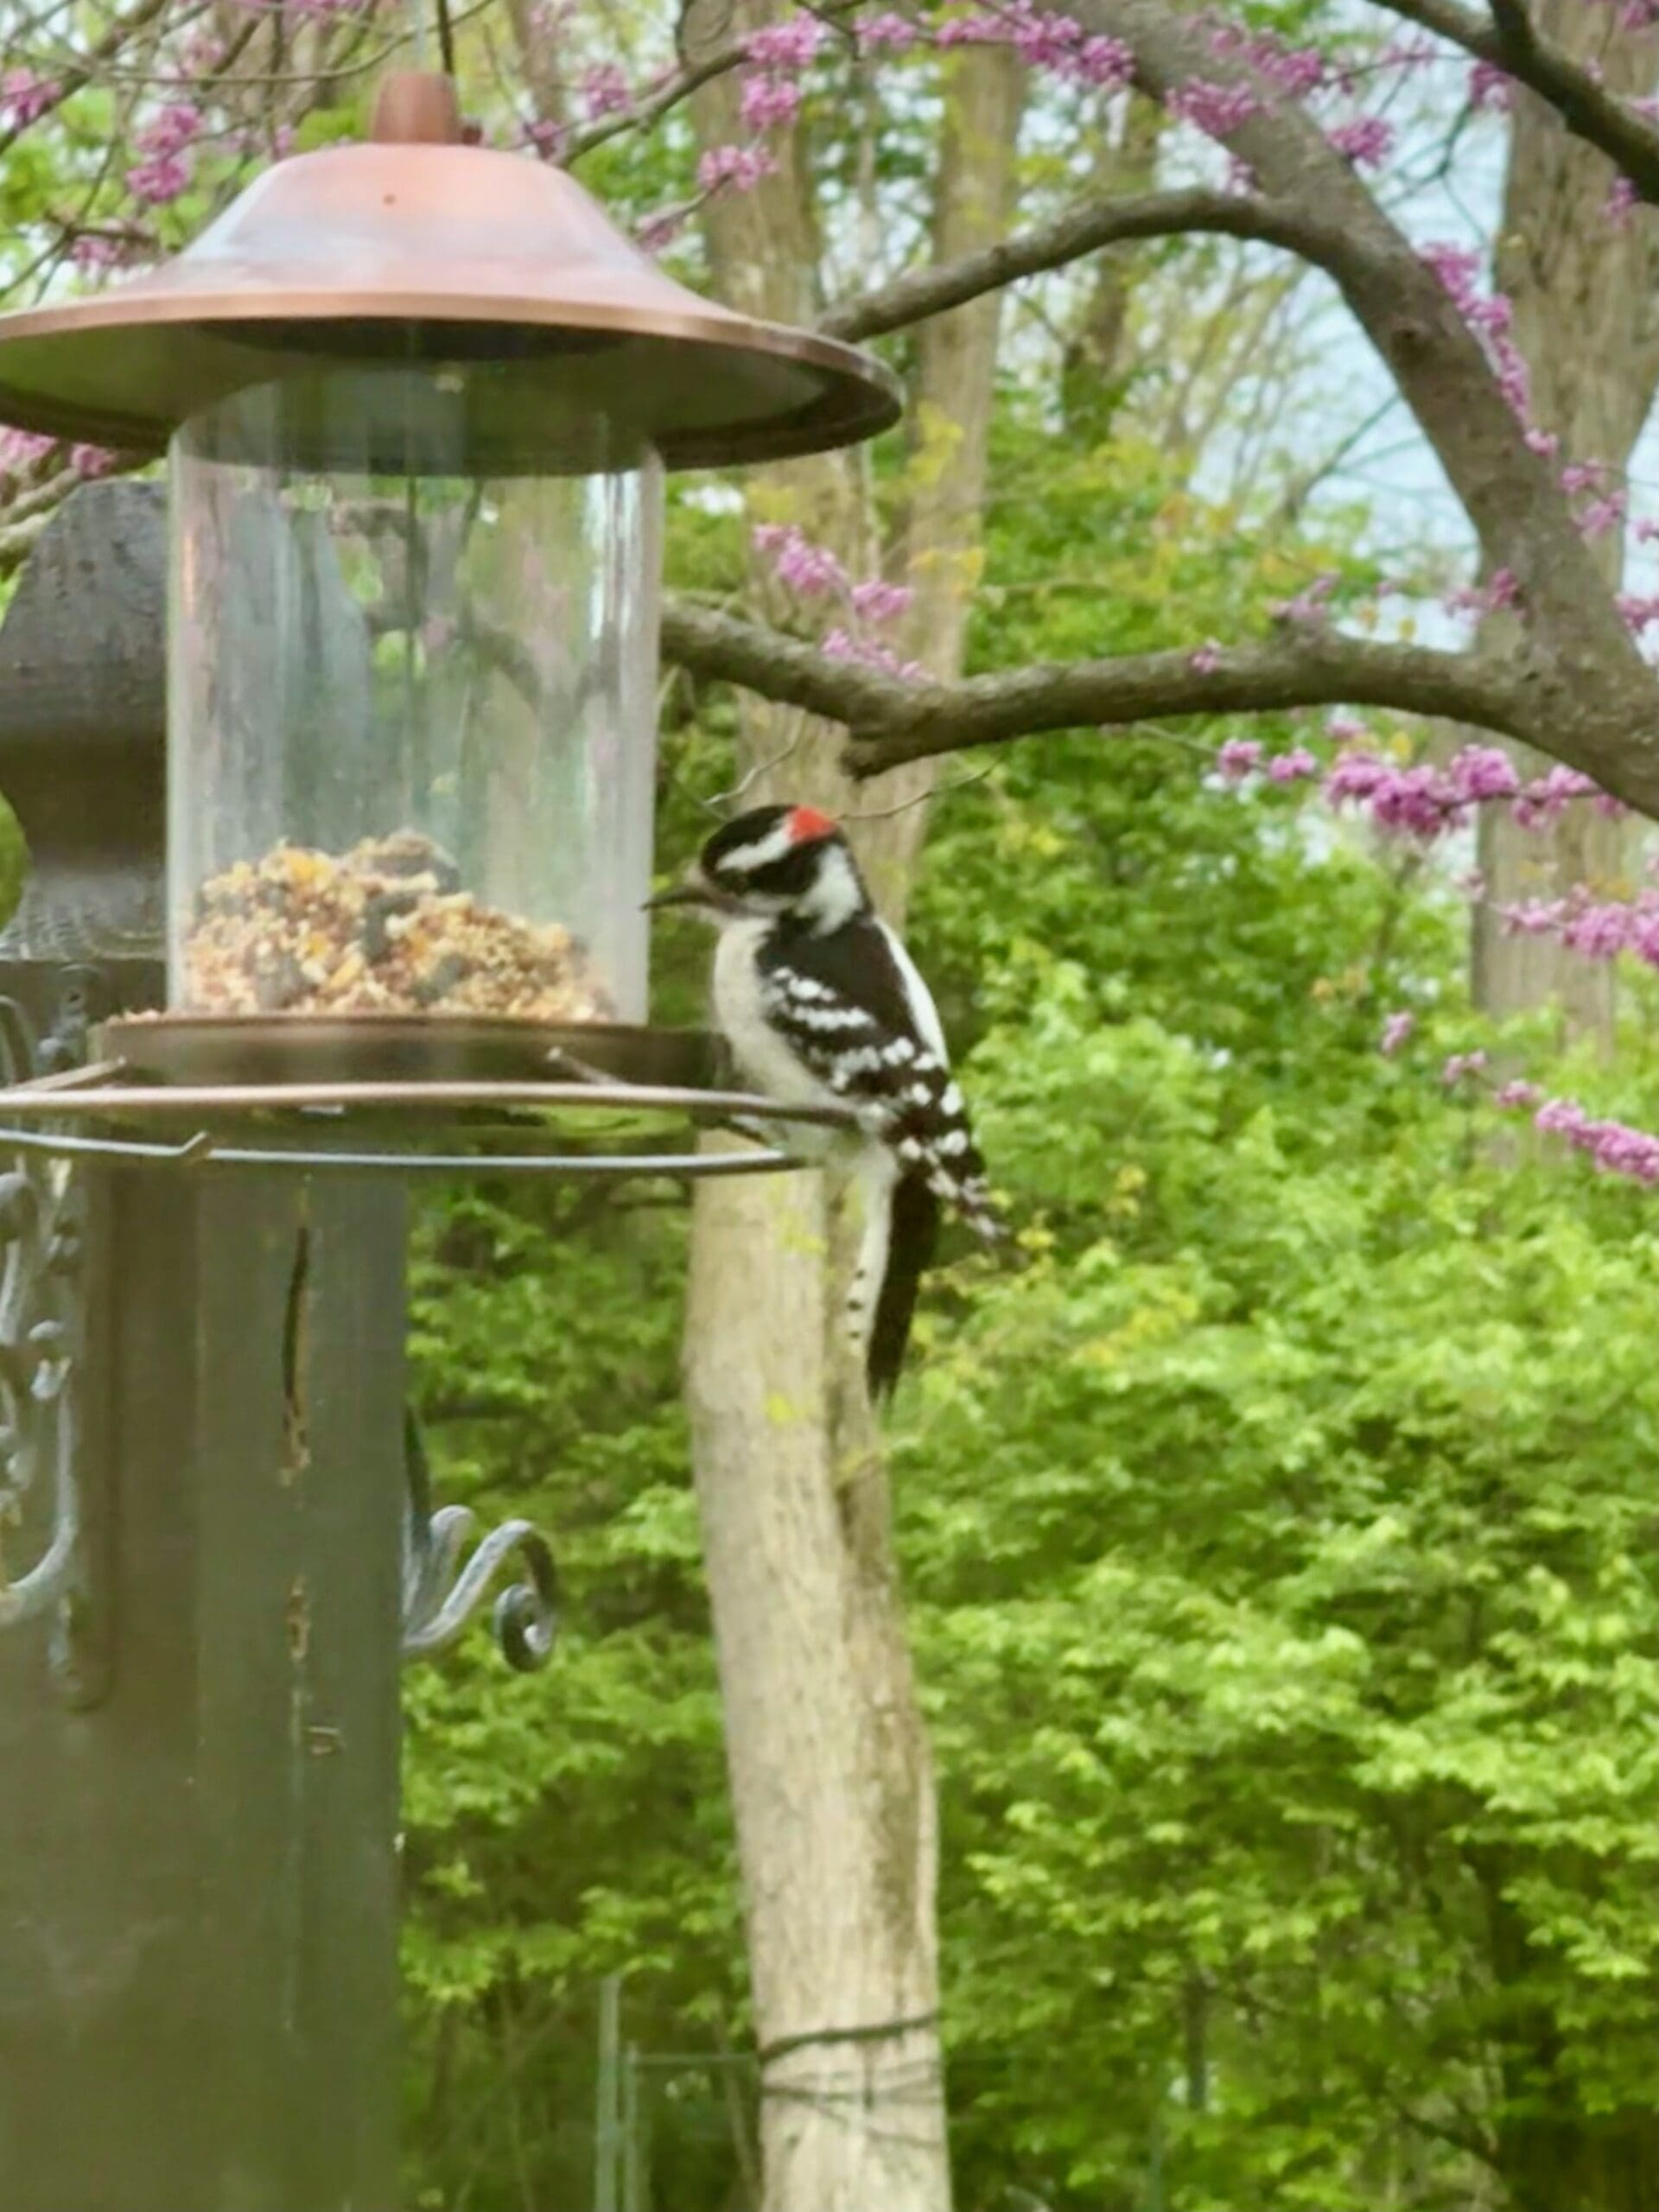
(713, 919, 844, 1146)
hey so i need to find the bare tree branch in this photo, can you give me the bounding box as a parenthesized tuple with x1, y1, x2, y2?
(661, 600, 1554, 781)
(820, 185, 1347, 341)
(1368, 0, 1659, 207)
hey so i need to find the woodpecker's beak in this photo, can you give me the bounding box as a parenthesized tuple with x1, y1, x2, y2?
(644, 867, 740, 915)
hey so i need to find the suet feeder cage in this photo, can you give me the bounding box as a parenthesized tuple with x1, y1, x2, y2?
(0, 69, 898, 1169)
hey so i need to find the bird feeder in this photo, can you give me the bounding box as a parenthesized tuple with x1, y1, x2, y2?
(0, 67, 896, 1111)
(0, 74, 896, 2212)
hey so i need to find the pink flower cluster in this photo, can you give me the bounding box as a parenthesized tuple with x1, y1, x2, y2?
(1327, 116, 1395, 168)
(1268, 571, 1338, 624)
(1441, 1050, 1487, 1087)
(856, 11, 921, 53)
(1206, 22, 1325, 96)
(579, 62, 632, 119)
(0, 67, 58, 130)
(823, 628, 926, 679)
(696, 144, 776, 194)
(930, 3, 1133, 86)
(753, 522, 848, 598)
(1468, 59, 1513, 111)
(127, 101, 201, 206)
(1522, 1096, 1659, 1185)
(1499, 889, 1659, 969)
(1380, 1011, 1414, 1057)
(1443, 567, 1519, 620)
(1167, 79, 1262, 140)
(752, 524, 922, 679)
(1323, 745, 1617, 843)
(0, 427, 57, 479)
(736, 12, 822, 133)
(69, 233, 127, 272)
(1420, 240, 1531, 424)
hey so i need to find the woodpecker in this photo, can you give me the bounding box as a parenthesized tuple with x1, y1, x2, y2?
(647, 802, 1001, 1396)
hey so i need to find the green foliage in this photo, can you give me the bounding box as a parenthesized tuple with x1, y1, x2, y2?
(404, 424, 1658, 2211)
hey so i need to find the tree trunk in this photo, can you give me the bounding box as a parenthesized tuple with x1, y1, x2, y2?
(1471, 1, 1659, 1032)
(679, 25, 1023, 2212)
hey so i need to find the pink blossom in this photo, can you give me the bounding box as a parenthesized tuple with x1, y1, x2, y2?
(1525, 426, 1561, 458)
(0, 427, 57, 477)
(1323, 750, 1392, 804)
(127, 151, 193, 205)
(934, 14, 1004, 48)
(1560, 903, 1632, 960)
(135, 102, 201, 157)
(742, 14, 825, 69)
(1189, 640, 1223, 675)
(1167, 79, 1262, 139)
(1577, 490, 1628, 542)
(1446, 745, 1519, 803)
(1501, 898, 1568, 938)
(1073, 35, 1135, 88)
(1267, 747, 1320, 783)
(1468, 60, 1513, 111)
(69, 233, 125, 271)
(856, 11, 920, 52)
(1215, 738, 1263, 781)
(753, 522, 848, 598)
(823, 629, 925, 680)
(1420, 241, 1482, 306)
(1495, 1080, 1541, 1109)
(1513, 762, 1603, 827)
(849, 579, 914, 626)
(697, 144, 777, 194)
(1269, 570, 1338, 624)
(0, 68, 59, 130)
(1605, 175, 1639, 227)
(740, 73, 804, 130)
(1535, 1097, 1591, 1139)
(524, 118, 568, 162)
(1380, 1012, 1415, 1057)
(1325, 711, 1368, 742)
(636, 209, 686, 254)
(1445, 569, 1521, 619)
(1442, 1050, 1487, 1087)
(69, 443, 116, 479)
(1327, 117, 1395, 168)
(1558, 461, 1606, 494)
(580, 62, 633, 118)
(1529, 1097, 1659, 1184)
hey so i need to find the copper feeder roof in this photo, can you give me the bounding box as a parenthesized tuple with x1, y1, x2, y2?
(0, 73, 900, 472)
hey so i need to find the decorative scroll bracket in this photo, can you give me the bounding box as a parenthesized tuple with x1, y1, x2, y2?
(0, 988, 113, 1707)
(400, 1409, 558, 1671)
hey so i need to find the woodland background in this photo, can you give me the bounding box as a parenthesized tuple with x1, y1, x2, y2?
(2, 0, 1657, 2207)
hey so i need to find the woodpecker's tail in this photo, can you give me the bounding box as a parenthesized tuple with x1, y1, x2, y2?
(867, 1171, 940, 1402)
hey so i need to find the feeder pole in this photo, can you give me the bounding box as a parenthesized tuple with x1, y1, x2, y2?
(0, 483, 408, 2212)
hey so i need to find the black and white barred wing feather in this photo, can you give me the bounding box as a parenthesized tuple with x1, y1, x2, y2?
(726, 917, 999, 1399)
(753, 916, 1000, 1238)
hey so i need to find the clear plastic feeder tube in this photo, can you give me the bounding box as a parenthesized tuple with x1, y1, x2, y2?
(168, 369, 663, 1026)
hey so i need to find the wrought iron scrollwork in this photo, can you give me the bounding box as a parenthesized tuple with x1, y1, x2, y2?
(401, 1409, 559, 1671)
(0, 990, 108, 1705)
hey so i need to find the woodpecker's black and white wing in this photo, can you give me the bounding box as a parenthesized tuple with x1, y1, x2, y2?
(751, 914, 1000, 1240)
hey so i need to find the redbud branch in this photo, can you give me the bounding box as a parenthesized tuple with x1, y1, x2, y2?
(659, 600, 1553, 784)
(820, 186, 1348, 342)
(1367, 0, 1659, 207)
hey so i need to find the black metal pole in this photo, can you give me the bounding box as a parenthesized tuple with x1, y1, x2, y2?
(0, 485, 408, 2212)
